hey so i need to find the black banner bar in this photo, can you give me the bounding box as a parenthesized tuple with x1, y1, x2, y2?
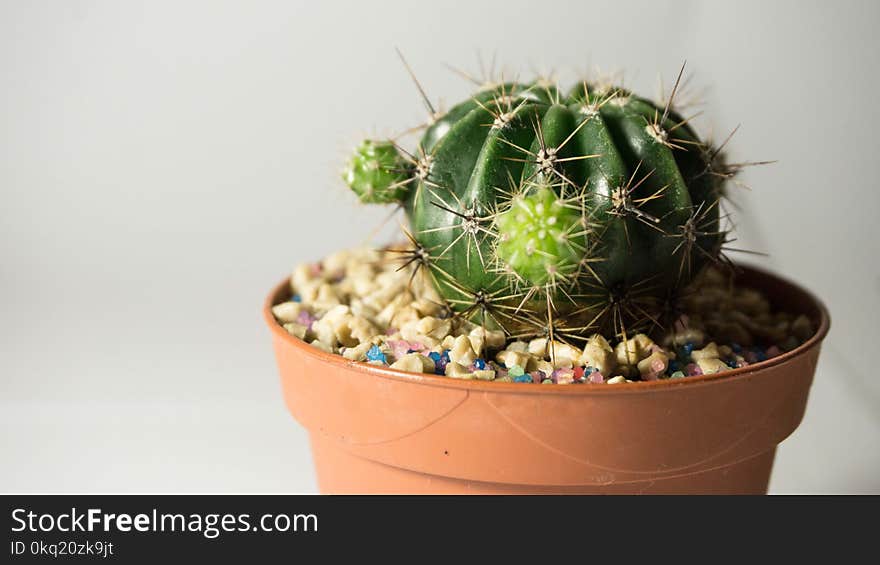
(2, 495, 875, 562)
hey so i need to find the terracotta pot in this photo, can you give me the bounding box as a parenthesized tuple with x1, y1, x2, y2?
(264, 265, 829, 494)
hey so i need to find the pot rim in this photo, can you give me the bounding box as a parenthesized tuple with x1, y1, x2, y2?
(263, 263, 830, 396)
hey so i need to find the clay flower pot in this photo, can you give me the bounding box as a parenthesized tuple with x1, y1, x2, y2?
(264, 265, 829, 494)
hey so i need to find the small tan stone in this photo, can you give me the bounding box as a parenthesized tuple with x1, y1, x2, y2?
(439, 335, 455, 350)
(479, 328, 506, 350)
(637, 350, 669, 378)
(691, 342, 720, 361)
(341, 341, 374, 361)
(448, 335, 477, 366)
(549, 341, 582, 369)
(579, 334, 616, 376)
(311, 318, 338, 347)
(445, 362, 474, 379)
(348, 317, 378, 344)
(313, 283, 342, 310)
(291, 263, 316, 291)
(496, 349, 531, 370)
(696, 357, 729, 375)
(282, 322, 308, 340)
(528, 337, 548, 358)
(390, 305, 420, 328)
(272, 301, 303, 323)
(535, 359, 555, 376)
(472, 369, 496, 381)
(322, 249, 351, 274)
(391, 353, 433, 373)
(412, 298, 442, 317)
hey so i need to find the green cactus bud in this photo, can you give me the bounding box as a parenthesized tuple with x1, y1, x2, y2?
(343, 139, 411, 204)
(495, 184, 584, 287)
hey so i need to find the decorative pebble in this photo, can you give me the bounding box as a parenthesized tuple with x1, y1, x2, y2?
(276, 247, 814, 385)
(427, 351, 445, 375)
(296, 310, 316, 330)
(551, 368, 574, 385)
(366, 345, 387, 364)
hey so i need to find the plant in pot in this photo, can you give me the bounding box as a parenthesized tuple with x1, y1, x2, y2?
(264, 62, 829, 494)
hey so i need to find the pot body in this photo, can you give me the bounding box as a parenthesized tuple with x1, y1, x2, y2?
(266, 266, 828, 494)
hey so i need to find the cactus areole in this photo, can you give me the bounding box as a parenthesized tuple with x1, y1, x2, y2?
(344, 77, 731, 337)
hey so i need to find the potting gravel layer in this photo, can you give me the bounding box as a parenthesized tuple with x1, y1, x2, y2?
(272, 247, 814, 384)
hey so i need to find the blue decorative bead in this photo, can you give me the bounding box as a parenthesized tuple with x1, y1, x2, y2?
(428, 351, 447, 375)
(668, 360, 680, 373)
(731, 343, 742, 353)
(683, 342, 695, 355)
(513, 374, 532, 383)
(366, 345, 387, 363)
(292, 294, 302, 303)
(474, 358, 486, 370)
(440, 349, 451, 362)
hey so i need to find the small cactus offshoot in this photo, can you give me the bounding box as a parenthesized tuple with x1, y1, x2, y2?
(343, 60, 763, 343)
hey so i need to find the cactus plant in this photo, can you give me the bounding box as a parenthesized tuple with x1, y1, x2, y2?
(343, 64, 744, 341)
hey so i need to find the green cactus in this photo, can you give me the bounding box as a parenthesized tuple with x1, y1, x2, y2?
(344, 68, 736, 339)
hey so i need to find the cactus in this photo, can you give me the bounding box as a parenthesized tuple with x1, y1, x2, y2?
(343, 64, 744, 341)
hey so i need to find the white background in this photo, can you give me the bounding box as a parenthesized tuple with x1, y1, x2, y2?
(2, 0, 878, 493)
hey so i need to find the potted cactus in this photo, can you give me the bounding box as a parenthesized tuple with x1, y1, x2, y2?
(264, 62, 829, 494)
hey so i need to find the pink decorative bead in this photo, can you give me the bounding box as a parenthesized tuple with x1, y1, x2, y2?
(387, 340, 412, 360)
(589, 371, 605, 384)
(685, 363, 703, 376)
(296, 310, 316, 330)
(766, 345, 781, 359)
(553, 369, 574, 385)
